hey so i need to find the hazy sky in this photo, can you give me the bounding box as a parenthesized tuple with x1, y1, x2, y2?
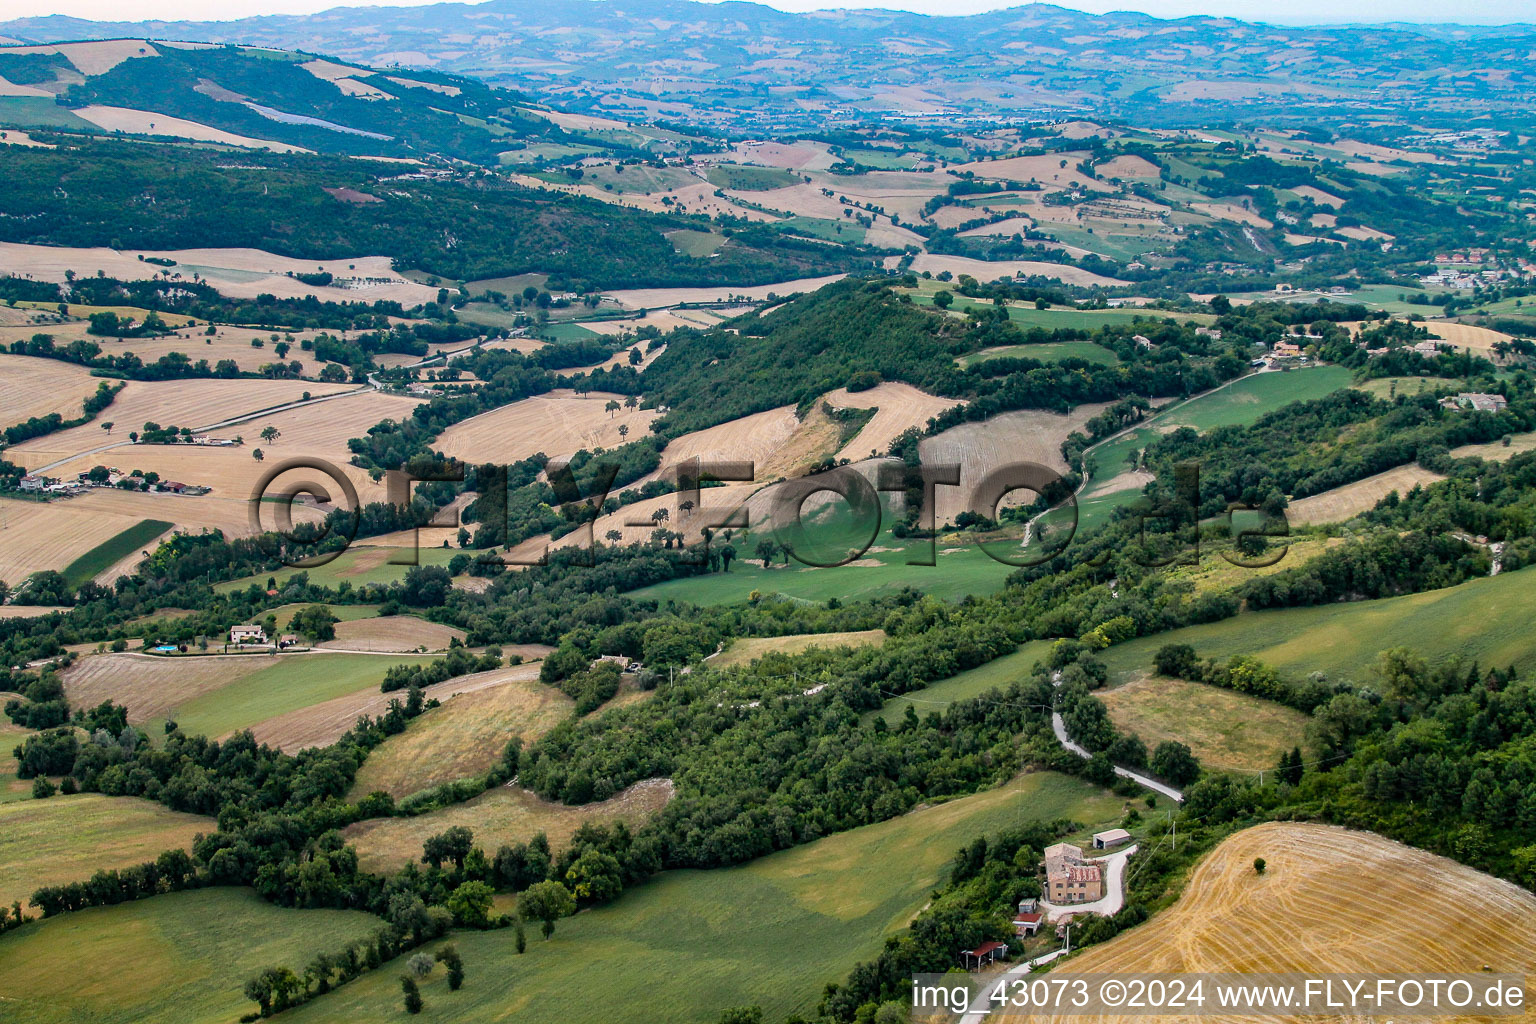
(5, 0, 1534, 27)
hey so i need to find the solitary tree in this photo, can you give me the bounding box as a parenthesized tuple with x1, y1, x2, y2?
(252, 448, 264, 462)
(1253, 857, 1267, 875)
(435, 944, 465, 990)
(756, 539, 778, 568)
(260, 426, 281, 444)
(101, 421, 114, 435)
(605, 400, 620, 418)
(624, 394, 638, 410)
(401, 976, 423, 1014)
(618, 423, 629, 440)
(519, 880, 576, 939)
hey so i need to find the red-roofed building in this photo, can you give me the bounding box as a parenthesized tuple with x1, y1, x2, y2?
(1013, 912, 1043, 937)
(960, 941, 1009, 969)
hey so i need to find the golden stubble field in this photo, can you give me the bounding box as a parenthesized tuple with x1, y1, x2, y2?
(62, 651, 272, 724)
(821, 381, 963, 461)
(7, 377, 357, 469)
(0, 318, 361, 376)
(435, 390, 659, 465)
(918, 402, 1112, 524)
(0, 353, 104, 425)
(245, 660, 543, 752)
(1286, 464, 1447, 526)
(0, 242, 440, 305)
(343, 778, 676, 875)
(348, 670, 574, 799)
(1017, 822, 1536, 1024)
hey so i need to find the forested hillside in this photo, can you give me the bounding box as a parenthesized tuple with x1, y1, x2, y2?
(0, 141, 871, 288)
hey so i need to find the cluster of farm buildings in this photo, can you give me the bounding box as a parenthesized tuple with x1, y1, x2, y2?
(960, 829, 1134, 969)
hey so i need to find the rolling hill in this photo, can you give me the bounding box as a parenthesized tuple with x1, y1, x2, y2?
(3, 2, 1534, 126)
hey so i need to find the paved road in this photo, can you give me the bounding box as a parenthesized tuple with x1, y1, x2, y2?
(957, 948, 1072, 1024)
(1051, 672, 1185, 804)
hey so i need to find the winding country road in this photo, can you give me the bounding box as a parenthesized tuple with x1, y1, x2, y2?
(1051, 671, 1185, 804)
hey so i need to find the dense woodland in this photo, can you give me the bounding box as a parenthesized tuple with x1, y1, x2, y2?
(0, 142, 874, 288)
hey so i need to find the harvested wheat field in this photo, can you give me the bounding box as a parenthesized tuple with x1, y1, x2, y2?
(0, 489, 322, 583)
(604, 275, 845, 310)
(317, 615, 466, 652)
(1031, 822, 1536, 1024)
(1286, 464, 1446, 525)
(7, 378, 355, 469)
(711, 629, 885, 670)
(1191, 201, 1273, 229)
(1452, 431, 1536, 462)
(0, 794, 215, 911)
(72, 105, 308, 151)
(0, 320, 338, 376)
(343, 778, 676, 874)
(1095, 154, 1161, 179)
(897, 253, 1126, 287)
(1, 38, 158, 74)
(436, 390, 658, 465)
(822, 382, 963, 460)
(245, 660, 538, 752)
(0, 605, 67, 619)
(562, 404, 852, 549)
(952, 152, 1110, 191)
(918, 403, 1112, 524)
(0, 353, 103, 427)
(62, 651, 272, 724)
(1098, 676, 1308, 771)
(0, 243, 439, 305)
(639, 405, 805, 485)
(1427, 321, 1514, 353)
(0, 496, 175, 584)
(349, 672, 572, 799)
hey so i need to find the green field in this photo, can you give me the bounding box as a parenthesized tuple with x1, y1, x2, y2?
(907, 286, 1212, 330)
(535, 321, 600, 343)
(215, 545, 461, 593)
(61, 519, 174, 589)
(705, 164, 799, 191)
(668, 228, 726, 257)
(285, 774, 1127, 1024)
(1097, 565, 1536, 687)
(869, 640, 1056, 724)
(1148, 366, 1354, 434)
(0, 722, 36, 804)
(0, 794, 215, 909)
(962, 340, 1119, 366)
(0, 888, 379, 1024)
(781, 216, 865, 243)
(163, 652, 423, 738)
(1099, 677, 1310, 772)
(632, 505, 1022, 606)
(0, 96, 96, 130)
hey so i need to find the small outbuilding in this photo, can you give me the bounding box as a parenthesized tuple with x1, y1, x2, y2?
(1093, 828, 1132, 850)
(960, 941, 1009, 970)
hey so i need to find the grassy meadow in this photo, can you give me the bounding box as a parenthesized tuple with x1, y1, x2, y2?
(214, 545, 461, 593)
(161, 652, 423, 738)
(1097, 676, 1310, 771)
(1097, 566, 1536, 686)
(960, 340, 1119, 366)
(0, 794, 215, 910)
(0, 888, 379, 1024)
(869, 639, 1056, 724)
(290, 773, 1128, 1024)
